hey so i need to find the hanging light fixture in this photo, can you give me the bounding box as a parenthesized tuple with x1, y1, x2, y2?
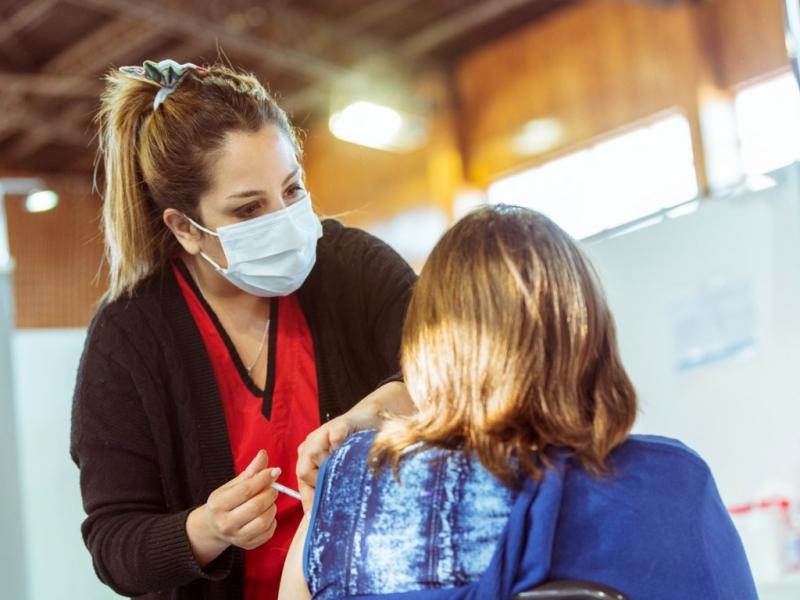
(512, 118, 565, 156)
(328, 71, 430, 153)
(24, 189, 59, 213)
(330, 101, 404, 149)
(329, 100, 428, 152)
(0, 178, 59, 269)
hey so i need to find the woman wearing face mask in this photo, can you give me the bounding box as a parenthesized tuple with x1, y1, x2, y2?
(70, 60, 416, 600)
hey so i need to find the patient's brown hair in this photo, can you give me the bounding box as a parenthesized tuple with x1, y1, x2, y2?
(370, 205, 637, 485)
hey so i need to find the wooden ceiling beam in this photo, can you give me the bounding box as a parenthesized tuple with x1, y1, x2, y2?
(265, 3, 398, 59)
(201, 2, 419, 92)
(7, 38, 210, 161)
(345, 0, 422, 33)
(274, 1, 430, 115)
(4, 0, 526, 163)
(395, 0, 539, 60)
(5, 103, 94, 161)
(0, 0, 58, 45)
(66, 0, 351, 82)
(282, 0, 540, 114)
(54, 0, 409, 124)
(0, 16, 164, 145)
(2, 105, 89, 146)
(0, 17, 151, 102)
(0, 71, 101, 97)
(43, 16, 164, 73)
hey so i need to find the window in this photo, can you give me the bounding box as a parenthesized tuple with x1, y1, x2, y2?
(487, 114, 699, 240)
(366, 206, 449, 269)
(734, 71, 800, 176)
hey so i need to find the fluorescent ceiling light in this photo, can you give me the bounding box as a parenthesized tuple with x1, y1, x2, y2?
(329, 100, 426, 152)
(25, 189, 59, 213)
(512, 118, 565, 156)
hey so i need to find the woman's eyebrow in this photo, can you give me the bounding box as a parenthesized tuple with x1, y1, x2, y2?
(227, 190, 266, 200)
(225, 168, 302, 200)
(282, 166, 301, 185)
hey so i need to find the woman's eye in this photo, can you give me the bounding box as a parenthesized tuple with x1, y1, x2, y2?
(285, 184, 306, 201)
(236, 202, 260, 218)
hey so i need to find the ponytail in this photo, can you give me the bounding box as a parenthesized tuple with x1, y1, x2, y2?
(96, 72, 161, 300)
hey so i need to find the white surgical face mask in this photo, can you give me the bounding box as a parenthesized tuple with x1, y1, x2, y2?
(185, 194, 323, 297)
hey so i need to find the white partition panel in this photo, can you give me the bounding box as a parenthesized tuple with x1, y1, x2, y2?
(585, 167, 800, 505)
(584, 166, 800, 597)
(12, 329, 119, 600)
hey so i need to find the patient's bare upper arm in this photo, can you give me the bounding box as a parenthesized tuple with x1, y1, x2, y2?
(279, 512, 312, 600)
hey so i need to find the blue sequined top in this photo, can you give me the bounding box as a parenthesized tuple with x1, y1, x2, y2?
(304, 430, 757, 600)
(304, 431, 516, 597)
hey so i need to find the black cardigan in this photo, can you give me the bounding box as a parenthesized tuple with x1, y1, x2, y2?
(70, 220, 416, 599)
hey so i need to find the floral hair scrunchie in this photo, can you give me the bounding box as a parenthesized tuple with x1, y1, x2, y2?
(119, 59, 208, 111)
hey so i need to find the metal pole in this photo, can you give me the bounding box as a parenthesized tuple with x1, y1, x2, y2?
(0, 189, 12, 270)
(784, 0, 800, 89)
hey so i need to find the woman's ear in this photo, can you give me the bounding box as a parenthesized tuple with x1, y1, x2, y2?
(163, 208, 202, 255)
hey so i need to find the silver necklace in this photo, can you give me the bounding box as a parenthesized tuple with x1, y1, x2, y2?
(192, 266, 270, 375)
(245, 317, 270, 374)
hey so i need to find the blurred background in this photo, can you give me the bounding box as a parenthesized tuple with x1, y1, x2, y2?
(2, 0, 800, 598)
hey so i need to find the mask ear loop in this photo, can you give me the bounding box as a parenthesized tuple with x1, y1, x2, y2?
(182, 213, 227, 273)
(183, 213, 217, 236)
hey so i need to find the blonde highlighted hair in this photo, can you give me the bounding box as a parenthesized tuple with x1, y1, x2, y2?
(95, 63, 302, 301)
(370, 205, 637, 484)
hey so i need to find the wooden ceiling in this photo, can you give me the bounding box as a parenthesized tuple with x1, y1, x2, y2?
(0, 0, 583, 173)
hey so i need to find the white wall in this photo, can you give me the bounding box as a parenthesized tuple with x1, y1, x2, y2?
(12, 328, 119, 600)
(1, 270, 27, 600)
(585, 165, 800, 507)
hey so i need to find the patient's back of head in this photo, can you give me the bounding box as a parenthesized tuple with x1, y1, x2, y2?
(372, 203, 637, 481)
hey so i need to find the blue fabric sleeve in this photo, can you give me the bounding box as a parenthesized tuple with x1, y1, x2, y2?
(694, 469, 758, 598)
(302, 453, 333, 583)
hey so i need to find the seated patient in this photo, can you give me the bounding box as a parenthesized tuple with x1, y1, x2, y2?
(280, 205, 757, 600)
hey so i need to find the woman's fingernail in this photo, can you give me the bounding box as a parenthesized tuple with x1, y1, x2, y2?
(270, 467, 282, 478)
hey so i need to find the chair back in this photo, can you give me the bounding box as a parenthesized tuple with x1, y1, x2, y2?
(512, 579, 628, 600)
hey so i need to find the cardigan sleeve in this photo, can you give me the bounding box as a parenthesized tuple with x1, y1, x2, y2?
(70, 308, 232, 596)
(343, 226, 417, 386)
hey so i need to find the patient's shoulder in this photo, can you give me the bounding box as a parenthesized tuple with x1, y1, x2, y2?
(327, 430, 458, 476)
(322, 430, 511, 503)
(336, 429, 378, 455)
(332, 429, 379, 464)
(618, 434, 710, 472)
(320, 430, 377, 485)
(590, 434, 717, 503)
(310, 430, 514, 596)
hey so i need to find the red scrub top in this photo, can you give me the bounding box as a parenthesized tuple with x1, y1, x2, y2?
(174, 263, 320, 600)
